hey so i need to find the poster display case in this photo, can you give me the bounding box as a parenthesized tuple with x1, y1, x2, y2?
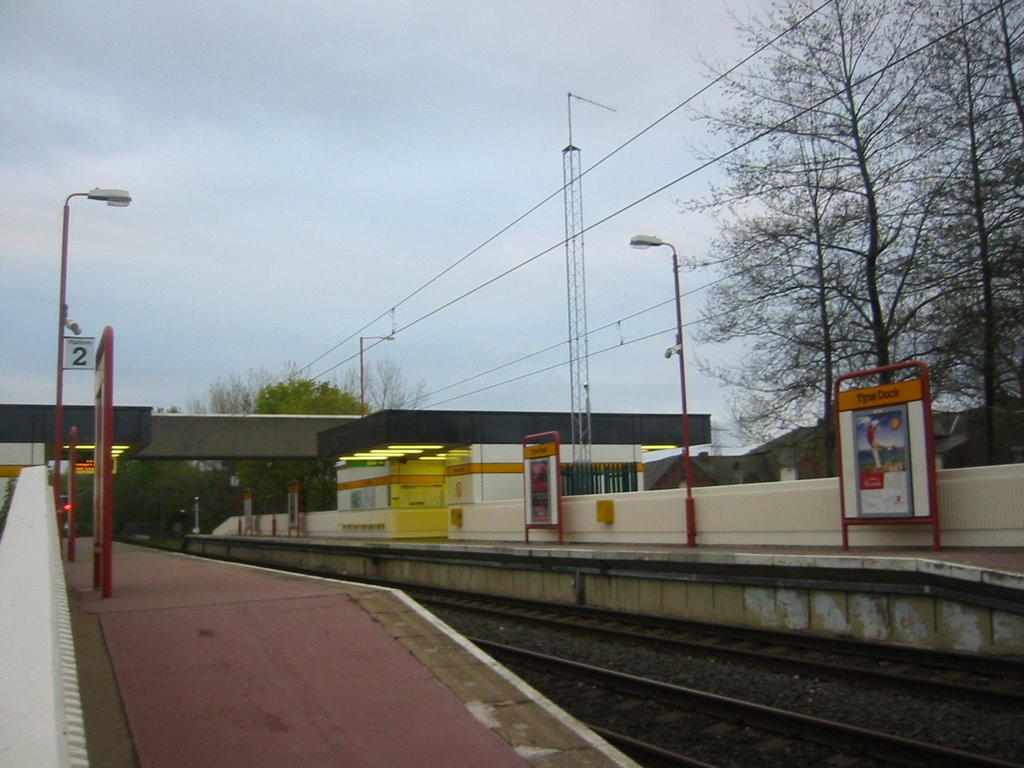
(243, 488, 254, 534)
(523, 431, 563, 544)
(834, 362, 940, 550)
(287, 480, 301, 537)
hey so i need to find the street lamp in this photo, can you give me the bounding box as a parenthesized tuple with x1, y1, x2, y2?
(54, 188, 131, 510)
(359, 335, 394, 416)
(630, 234, 697, 547)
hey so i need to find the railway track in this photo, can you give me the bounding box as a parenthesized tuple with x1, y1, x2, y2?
(411, 590, 1024, 767)
(474, 638, 1022, 768)
(410, 589, 1024, 711)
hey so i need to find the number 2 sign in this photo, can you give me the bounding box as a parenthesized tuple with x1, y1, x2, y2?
(63, 336, 96, 370)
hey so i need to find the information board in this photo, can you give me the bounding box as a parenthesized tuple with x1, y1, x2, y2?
(523, 431, 563, 544)
(834, 363, 940, 549)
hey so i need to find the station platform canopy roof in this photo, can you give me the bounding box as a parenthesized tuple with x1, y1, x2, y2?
(0, 404, 151, 456)
(0, 405, 710, 463)
(317, 409, 711, 461)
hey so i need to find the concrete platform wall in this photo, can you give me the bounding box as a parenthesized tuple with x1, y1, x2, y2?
(188, 536, 1024, 656)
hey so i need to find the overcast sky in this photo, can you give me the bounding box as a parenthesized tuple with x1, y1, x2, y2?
(2, 1, 773, 452)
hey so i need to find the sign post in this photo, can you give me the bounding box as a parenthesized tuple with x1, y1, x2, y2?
(523, 431, 563, 544)
(834, 361, 940, 550)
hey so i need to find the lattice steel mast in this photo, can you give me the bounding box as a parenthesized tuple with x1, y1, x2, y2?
(563, 93, 614, 470)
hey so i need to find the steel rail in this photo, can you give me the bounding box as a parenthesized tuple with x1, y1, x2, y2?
(420, 593, 1024, 710)
(418, 589, 1024, 678)
(474, 638, 1023, 768)
(588, 725, 719, 768)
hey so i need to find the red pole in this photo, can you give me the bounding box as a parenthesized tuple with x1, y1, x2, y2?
(101, 328, 114, 597)
(54, 197, 74, 512)
(68, 427, 78, 562)
(669, 245, 697, 547)
(94, 327, 115, 598)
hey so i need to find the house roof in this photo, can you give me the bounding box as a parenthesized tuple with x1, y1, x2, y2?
(643, 450, 778, 489)
(748, 424, 822, 464)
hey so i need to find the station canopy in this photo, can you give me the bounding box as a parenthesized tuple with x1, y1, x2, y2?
(317, 409, 711, 461)
(0, 405, 711, 463)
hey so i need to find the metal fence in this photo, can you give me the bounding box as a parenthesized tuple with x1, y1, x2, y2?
(561, 462, 638, 496)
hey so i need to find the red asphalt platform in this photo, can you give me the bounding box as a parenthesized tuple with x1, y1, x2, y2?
(64, 542, 636, 768)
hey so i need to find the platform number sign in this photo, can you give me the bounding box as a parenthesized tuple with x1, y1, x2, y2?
(64, 336, 96, 370)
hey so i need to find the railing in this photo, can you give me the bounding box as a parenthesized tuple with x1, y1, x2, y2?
(562, 462, 638, 496)
(0, 466, 89, 767)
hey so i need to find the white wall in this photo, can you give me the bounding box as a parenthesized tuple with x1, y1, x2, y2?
(446, 464, 1024, 547)
(216, 464, 1024, 549)
(0, 443, 47, 465)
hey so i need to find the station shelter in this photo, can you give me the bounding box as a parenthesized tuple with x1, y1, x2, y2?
(317, 409, 709, 538)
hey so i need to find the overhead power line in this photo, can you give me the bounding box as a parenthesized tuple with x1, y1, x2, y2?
(299, 0, 836, 381)
(419, 269, 740, 409)
(308, 0, 1005, 404)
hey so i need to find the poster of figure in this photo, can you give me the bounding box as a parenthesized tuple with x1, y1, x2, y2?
(855, 405, 913, 517)
(527, 457, 552, 524)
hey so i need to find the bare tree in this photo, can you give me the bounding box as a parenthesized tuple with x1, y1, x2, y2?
(186, 368, 274, 414)
(340, 356, 428, 413)
(916, 0, 1024, 462)
(689, 0, 941, 466)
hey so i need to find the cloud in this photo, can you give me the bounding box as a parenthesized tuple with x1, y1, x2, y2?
(0, 0, 769, 452)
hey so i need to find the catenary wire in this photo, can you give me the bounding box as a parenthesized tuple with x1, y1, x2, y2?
(311, 1, 1008, 415)
(311, 0, 998, 384)
(297, 0, 836, 379)
(420, 271, 748, 410)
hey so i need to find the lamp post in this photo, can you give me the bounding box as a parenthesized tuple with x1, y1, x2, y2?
(54, 188, 131, 510)
(630, 234, 697, 547)
(359, 335, 393, 416)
